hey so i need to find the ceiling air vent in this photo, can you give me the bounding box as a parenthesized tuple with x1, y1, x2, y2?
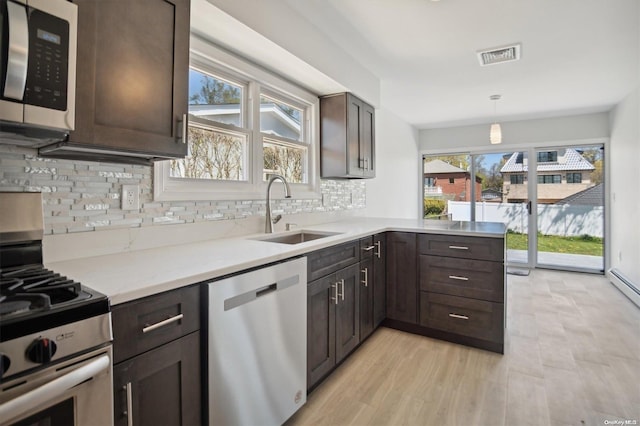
(477, 43, 521, 66)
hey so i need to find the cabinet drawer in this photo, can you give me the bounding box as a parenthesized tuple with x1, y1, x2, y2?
(419, 255, 504, 302)
(308, 240, 360, 282)
(359, 236, 375, 259)
(418, 234, 504, 261)
(419, 292, 503, 342)
(112, 285, 200, 364)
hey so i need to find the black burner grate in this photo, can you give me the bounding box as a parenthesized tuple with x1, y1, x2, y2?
(0, 265, 90, 319)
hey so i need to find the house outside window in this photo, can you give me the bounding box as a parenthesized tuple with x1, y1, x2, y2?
(566, 172, 582, 183)
(538, 174, 562, 184)
(537, 151, 558, 162)
(510, 174, 525, 184)
(424, 177, 436, 187)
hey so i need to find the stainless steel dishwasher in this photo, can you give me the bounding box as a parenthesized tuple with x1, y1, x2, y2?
(208, 257, 307, 426)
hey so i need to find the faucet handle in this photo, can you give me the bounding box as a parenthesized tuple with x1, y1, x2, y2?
(272, 214, 283, 225)
(285, 223, 298, 231)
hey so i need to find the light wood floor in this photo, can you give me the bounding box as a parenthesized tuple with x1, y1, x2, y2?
(286, 269, 640, 426)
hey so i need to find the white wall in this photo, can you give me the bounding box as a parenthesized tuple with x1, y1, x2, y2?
(608, 88, 640, 294)
(420, 113, 610, 152)
(365, 108, 419, 219)
(200, 0, 380, 107)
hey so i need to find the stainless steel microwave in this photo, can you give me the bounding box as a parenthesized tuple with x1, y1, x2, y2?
(0, 0, 77, 145)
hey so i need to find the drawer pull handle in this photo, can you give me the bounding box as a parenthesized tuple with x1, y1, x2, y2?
(125, 382, 133, 426)
(363, 245, 375, 251)
(449, 313, 469, 320)
(142, 313, 184, 333)
(338, 279, 345, 301)
(449, 245, 469, 250)
(361, 268, 368, 287)
(331, 283, 339, 305)
(448, 275, 469, 281)
(374, 241, 382, 258)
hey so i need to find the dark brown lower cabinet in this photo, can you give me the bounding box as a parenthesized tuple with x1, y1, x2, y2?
(307, 263, 360, 390)
(113, 331, 201, 426)
(386, 232, 417, 324)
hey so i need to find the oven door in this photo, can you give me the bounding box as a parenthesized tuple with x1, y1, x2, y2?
(0, 345, 113, 426)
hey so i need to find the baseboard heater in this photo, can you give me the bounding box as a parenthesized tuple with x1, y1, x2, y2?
(608, 268, 640, 307)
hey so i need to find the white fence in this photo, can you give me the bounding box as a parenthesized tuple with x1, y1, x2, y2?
(447, 201, 604, 238)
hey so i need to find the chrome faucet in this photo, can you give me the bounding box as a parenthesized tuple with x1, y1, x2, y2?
(265, 174, 292, 233)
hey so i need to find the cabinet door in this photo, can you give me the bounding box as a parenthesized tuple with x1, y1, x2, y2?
(361, 102, 375, 178)
(373, 233, 387, 327)
(346, 94, 363, 177)
(386, 232, 418, 324)
(335, 263, 361, 363)
(113, 332, 201, 426)
(359, 257, 374, 340)
(307, 275, 337, 390)
(71, 0, 189, 157)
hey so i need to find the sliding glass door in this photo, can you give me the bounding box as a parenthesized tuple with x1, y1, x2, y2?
(534, 145, 604, 272)
(422, 144, 605, 273)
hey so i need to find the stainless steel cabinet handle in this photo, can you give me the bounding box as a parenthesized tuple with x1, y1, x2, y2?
(142, 313, 184, 333)
(363, 245, 375, 252)
(125, 382, 133, 426)
(177, 113, 187, 143)
(364, 158, 369, 170)
(338, 279, 345, 301)
(330, 283, 338, 305)
(449, 313, 469, 320)
(374, 241, 382, 258)
(361, 268, 368, 287)
(448, 275, 469, 281)
(448, 245, 469, 250)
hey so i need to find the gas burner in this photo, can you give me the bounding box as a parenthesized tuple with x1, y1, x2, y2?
(0, 300, 31, 316)
(0, 293, 51, 319)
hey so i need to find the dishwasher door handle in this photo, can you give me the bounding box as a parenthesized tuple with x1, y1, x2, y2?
(223, 274, 300, 311)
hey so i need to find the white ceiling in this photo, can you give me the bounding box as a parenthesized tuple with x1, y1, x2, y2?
(285, 0, 639, 129)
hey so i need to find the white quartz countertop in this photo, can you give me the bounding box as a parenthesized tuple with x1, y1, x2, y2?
(46, 217, 506, 305)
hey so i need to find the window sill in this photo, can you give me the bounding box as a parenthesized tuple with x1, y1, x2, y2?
(153, 162, 321, 201)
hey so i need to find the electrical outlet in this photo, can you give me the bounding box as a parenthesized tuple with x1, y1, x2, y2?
(121, 185, 139, 210)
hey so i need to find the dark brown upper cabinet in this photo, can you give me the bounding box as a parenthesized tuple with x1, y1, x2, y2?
(38, 0, 190, 165)
(320, 92, 375, 179)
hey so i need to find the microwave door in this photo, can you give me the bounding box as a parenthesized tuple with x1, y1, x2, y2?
(1, 0, 28, 123)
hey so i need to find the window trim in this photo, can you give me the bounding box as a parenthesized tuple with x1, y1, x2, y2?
(154, 35, 321, 201)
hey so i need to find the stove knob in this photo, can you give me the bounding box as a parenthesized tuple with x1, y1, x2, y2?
(0, 354, 10, 378)
(26, 338, 58, 364)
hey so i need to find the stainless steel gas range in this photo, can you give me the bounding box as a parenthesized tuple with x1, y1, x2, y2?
(0, 192, 113, 426)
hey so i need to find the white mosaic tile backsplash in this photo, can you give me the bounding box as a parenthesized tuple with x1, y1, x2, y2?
(0, 145, 366, 235)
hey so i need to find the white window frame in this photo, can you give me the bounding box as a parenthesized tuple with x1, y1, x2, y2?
(154, 35, 321, 201)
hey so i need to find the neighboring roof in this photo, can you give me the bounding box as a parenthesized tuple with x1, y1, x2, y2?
(557, 183, 604, 206)
(424, 159, 467, 174)
(500, 148, 595, 173)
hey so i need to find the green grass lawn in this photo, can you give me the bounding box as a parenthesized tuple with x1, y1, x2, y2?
(506, 232, 603, 256)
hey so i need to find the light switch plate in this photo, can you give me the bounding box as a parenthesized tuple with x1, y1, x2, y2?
(121, 185, 140, 210)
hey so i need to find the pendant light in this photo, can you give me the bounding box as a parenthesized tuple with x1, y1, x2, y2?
(489, 94, 502, 144)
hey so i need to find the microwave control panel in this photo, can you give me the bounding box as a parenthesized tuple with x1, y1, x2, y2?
(23, 8, 70, 111)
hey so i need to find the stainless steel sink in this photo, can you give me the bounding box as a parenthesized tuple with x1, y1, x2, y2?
(252, 231, 341, 245)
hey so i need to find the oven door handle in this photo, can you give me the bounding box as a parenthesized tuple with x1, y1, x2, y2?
(0, 355, 110, 423)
